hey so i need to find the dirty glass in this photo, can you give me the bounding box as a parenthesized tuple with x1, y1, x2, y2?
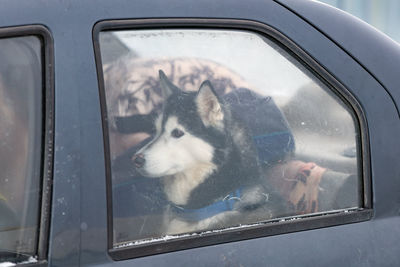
(99, 29, 362, 247)
(0, 36, 42, 263)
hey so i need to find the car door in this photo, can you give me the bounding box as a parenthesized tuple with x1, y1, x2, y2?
(83, 1, 399, 266)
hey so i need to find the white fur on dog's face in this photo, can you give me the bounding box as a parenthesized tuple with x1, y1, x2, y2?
(137, 115, 215, 178)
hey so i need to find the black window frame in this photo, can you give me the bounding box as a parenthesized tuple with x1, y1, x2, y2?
(0, 25, 54, 265)
(92, 18, 372, 261)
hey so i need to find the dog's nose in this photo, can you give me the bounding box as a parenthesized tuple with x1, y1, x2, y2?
(132, 153, 146, 168)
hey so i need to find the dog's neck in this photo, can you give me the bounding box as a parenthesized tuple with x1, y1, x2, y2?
(163, 163, 216, 206)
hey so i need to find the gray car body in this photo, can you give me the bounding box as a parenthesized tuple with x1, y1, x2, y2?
(1, 0, 399, 266)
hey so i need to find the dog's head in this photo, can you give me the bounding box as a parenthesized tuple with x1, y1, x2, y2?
(132, 70, 227, 178)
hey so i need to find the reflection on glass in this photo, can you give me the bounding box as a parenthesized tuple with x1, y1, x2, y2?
(0, 36, 42, 261)
(99, 29, 361, 246)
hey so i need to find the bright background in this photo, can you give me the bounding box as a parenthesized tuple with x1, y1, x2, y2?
(318, 0, 400, 43)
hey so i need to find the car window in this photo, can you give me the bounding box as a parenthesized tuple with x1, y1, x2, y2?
(97, 28, 362, 254)
(0, 36, 43, 264)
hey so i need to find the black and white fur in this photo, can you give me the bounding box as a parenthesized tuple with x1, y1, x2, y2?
(133, 70, 283, 234)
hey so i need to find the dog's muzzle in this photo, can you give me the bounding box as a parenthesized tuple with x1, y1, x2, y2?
(132, 153, 145, 168)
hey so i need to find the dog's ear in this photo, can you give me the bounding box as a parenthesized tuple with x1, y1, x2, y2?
(159, 70, 180, 99)
(196, 81, 224, 130)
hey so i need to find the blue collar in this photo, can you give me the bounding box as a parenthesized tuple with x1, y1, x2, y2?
(171, 189, 242, 221)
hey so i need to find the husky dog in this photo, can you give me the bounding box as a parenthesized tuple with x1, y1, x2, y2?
(132, 70, 283, 235)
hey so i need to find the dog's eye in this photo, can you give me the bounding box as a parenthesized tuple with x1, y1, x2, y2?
(171, 128, 184, 138)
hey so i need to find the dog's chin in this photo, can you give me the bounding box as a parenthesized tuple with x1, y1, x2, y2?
(135, 168, 161, 178)
(136, 165, 181, 178)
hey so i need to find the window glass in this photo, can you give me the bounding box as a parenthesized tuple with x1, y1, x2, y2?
(0, 36, 42, 263)
(99, 29, 361, 247)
